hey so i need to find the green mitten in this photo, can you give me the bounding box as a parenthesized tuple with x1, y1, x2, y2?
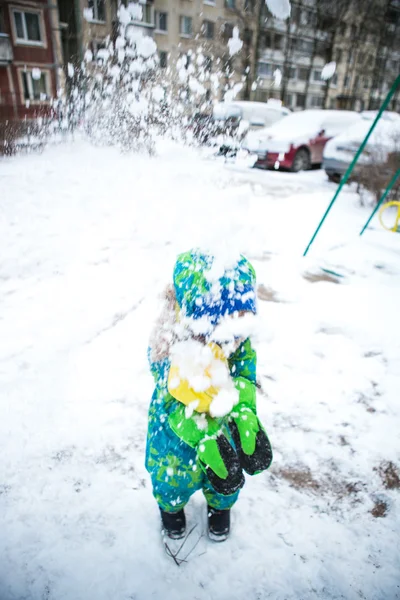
(168, 404, 244, 495)
(229, 377, 273, 475)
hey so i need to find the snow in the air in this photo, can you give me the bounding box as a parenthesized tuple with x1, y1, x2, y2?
(273, 67, 282, 88)
(83, 7, 93, 22)
(321, 61, 337, 81)
(228, 27, 243, 57)
(1, 138, 399, 600)
(266, 0, 291, 20)
(31, 67, 41, 81)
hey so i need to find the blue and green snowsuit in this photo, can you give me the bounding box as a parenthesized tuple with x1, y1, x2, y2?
(145, 250, 272, 513)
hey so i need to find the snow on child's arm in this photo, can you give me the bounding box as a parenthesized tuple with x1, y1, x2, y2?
(168, 339, 239, 418)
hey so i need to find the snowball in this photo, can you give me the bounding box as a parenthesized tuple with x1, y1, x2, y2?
(84, 49, 93, 63)
(185, 400, 200, 419)
(109, 65, 120, 79)
(321, 61, 336, 81)
(228, 26, 243, 56)
(251, 81, 258, 91)
(67, 63, 74, 78)
(273, 68, 282, 88)
(265, 0, 291, 20)
(189, 77, 206, 96)
(209, 388, 239, 418)
(224, 82, 243, 102)
(118, 6, 131, 25)
(128, 2, 143, 21)
(152, 85, 165, 103)
(137, 36, 157, 59)
(115, 36, 126, 49)
(32, 68, 41, 80)
(83, 7, 93, 22)
(96, 48, 110, 62)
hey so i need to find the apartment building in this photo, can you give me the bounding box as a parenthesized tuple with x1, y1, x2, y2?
(255, 0, 399, 112)
(255, 2, 334, 110)
(327, 0, 400, 111)
(0, 0, 63, 121)
(58, 0, 118, 64)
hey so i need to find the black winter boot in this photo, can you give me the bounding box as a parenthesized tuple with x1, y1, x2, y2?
(160, 508, 186, 540)
(207, 505, 231, 542)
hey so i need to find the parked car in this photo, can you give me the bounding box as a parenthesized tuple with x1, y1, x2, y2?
(243, 109, 361, 172)
(211, 100, 290, 157)
(213, 100, 290, 131)
(323, 111, 400, 182)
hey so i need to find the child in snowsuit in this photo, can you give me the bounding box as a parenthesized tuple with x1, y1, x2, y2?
(146, 250, 272, 541)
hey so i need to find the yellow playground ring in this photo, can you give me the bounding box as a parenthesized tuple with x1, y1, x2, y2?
(379, 201, 400, 232)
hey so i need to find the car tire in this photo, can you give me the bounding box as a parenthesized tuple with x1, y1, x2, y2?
(291, 148, 311, 172)
(327, 173, 341, 183)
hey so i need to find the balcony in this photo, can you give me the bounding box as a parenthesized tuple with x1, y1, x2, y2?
(0, 34, 13, 64)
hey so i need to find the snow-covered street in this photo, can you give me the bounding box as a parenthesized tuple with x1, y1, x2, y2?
(1, 140, 399, 600)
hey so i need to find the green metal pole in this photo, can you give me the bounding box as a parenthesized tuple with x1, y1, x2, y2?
(359, 168, 400, 236)
(303, 73, 400, 257)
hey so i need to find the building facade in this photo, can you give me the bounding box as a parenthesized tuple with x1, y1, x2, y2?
(0, 0, 63, 121)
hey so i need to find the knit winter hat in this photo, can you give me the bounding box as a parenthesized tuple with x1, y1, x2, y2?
(173, 249, 257, 330)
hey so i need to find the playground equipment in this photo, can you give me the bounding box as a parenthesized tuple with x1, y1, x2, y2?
(359, 168, 400, 235)
(303, 74, 400, 256)
(379, 201, 400, 233)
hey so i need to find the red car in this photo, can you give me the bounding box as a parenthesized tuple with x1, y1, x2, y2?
(243, 109, 360, 172)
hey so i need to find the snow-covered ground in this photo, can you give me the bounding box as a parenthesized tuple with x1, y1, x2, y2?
(1, 140, 399, 600)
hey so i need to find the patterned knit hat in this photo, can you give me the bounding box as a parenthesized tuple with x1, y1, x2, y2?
(173, 249, 256, 328)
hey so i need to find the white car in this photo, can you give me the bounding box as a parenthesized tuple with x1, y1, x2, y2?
(323, 111, 400, 182)
(213, 100, 290, 131)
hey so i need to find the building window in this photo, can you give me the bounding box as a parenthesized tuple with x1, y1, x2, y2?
(141, 5, 154, 25)
(300, 9, 317, 27)
(0, 6, 4, 33)
(264, 32, 272, 48)
(155, 11, 168, 32)
(226, 0, 236, 8)
(159, 51, 168, 69)
(284, 93, 293, 107)
(21, 70, 49, 102)
(311, 96, 323, 107)
(258, 62, 273, 77)
(180, 16, 192, 36)
(331, 74, 338, 86)
(202, 20, 215, 39)
(88, 0, 105, 23)
(294, 38, 313, 56)
(223, 23, 234, 40)
(298, 67, 309, 81)
(344, 75, 350, 88)
(13, 10, 43, 44)
(312, 69, 322, 82)
(336, 49, 342, 63)
(296, 93, 306, 108)
(289, 66, 297, 79)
